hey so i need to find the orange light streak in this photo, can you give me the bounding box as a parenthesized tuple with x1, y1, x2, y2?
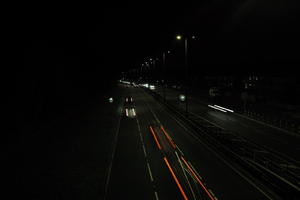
(149, 126, 162, 150)
(163, 157, 189, 200)
(181, 156, 215, 200)
(160, 125, 176, 149)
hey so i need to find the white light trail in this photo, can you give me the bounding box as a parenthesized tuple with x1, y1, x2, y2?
(214, 105, 234, 113)
(208, 105, 227, 113)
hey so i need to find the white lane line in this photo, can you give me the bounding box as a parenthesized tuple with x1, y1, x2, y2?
(208, 189, 218, 200)
(168, 112, 275, 200)
(136, 109, 160, 199)
(188, 161, 203, 180)
(141, 90, 161, 124)
(175, 151, 197, 200)
(177, 145, 185, 156)
(104, 105, 123, 200)
(154, 191, 159, 200)
(142, 144, 147, 157)
(136, 118, 144, 144)
(147, 162, 154, 182)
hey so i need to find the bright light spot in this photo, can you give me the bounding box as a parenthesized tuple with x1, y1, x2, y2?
(192, 35, 196, 39)
(214, 105, 234, 113)
(208, 105, 227, 113)
(125, 109, 129, 116)
(142, 83, 149, 88)
(120, 80, 131, 84)
(176, 35, 182, 40)
(150, 85, 155, 90)
(131, 97, 133, 102)
(109, 97, 113, 103)
(179, 94, 186, 102)
(132, 108, 136, 116)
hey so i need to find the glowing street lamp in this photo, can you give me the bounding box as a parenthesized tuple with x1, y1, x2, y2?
(176, 34, 189, 115)
(176, 35, 182, 40)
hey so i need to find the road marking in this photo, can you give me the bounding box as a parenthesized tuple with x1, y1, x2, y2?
(142, 144, 147, 157)
(181, 156, 215, 200)
(141, 90, 161, 124)
(163, 157, 189, 200)
(169, 113, 275, 200)
(177, 145, 185, 156)
(147, 162, 154, 182)
(188, 161, 203, 180)
(154, 191, 159, 200)
(136, 112, 160, 200)
(103, 104, 123, 200)
(136, 119, 146, 144)
(208, 189, 218, 200)
(175, 151, 197, 200)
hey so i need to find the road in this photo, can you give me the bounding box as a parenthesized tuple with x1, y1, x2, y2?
(105, 85, 278, 200)
(154, 86, 300, 163)
(14, 84, 295, 199)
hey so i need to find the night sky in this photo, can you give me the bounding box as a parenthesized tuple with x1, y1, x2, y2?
(12, 4, 300, 121)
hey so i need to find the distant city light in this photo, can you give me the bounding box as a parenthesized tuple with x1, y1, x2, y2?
(109, 97, 113, 103)
(150, 85, 155, 90)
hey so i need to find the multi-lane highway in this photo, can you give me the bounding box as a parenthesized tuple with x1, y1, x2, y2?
(154, 86, 300, 163)
(104, 85, 287, 199)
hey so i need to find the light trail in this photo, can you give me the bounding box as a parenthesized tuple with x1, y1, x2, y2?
(150, 126, 162, 150)
(163, 157, 189, 200)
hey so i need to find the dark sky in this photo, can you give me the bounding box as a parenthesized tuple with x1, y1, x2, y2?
(19, 3, 300, 80)
(13, 3, 300, 105)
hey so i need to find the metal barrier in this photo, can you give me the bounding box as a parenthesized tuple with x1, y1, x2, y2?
(243, 110, 300, 134)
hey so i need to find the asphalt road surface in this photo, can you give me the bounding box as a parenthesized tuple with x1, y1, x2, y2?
(14, 84, 294, 199)
(104, 85, 279, 200)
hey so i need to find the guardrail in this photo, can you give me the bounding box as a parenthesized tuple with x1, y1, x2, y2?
(145, 88, 300, 199)
(243, 110, 300, 135)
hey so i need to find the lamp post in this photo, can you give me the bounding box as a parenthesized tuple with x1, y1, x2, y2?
(176, 34, 189, 116)
(162, 51, 171, 102)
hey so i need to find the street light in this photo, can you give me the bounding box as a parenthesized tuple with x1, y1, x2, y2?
(162, 50, 171, 102)
(176, 34, 189, 116)
(176, 35, 182, 40)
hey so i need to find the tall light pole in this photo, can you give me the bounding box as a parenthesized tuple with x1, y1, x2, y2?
(162, 50, 170, 102)
(176, 34, 189, 115)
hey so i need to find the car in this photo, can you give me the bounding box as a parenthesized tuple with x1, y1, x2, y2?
(124, 96, 133, 104)
(124, 96, 136, 118)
